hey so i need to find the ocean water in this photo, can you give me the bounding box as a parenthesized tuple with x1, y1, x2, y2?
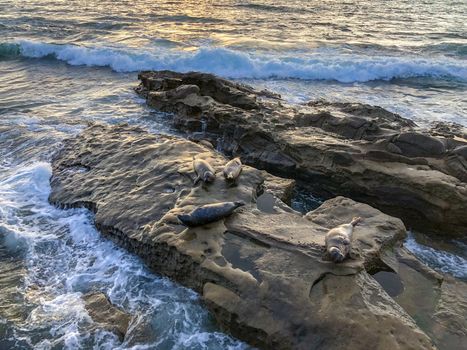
(1, 0, 466, 126)
(0, 0, 466, 348)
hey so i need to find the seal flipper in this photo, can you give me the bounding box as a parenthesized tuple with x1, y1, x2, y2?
(193, 176, 201, 185)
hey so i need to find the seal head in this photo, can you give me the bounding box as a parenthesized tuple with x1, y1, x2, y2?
(203, 171, 216, 183)
(328, 247, 345, 263)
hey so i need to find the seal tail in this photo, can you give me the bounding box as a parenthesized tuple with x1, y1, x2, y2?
(177, 214, 192, 226)
(234, 201, 246, 208)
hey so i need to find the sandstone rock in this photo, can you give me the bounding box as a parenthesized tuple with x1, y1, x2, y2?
(82, 291, 131, 341)
(50, 124, 436, 350)
(136, 71, 467, 237)
(453, 145, 467, 160)
(430, 121, 467, 141)
(392, 132, 446, 157)
(431, 276, 467, 350)
(382, 248, 467, 350)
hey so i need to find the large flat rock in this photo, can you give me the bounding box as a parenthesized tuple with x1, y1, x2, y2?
(136, 71, 467, 237)
(49, 124, 435, 349)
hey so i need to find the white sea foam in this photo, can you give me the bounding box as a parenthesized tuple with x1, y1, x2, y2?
(0, 161, 248, 349)
(11, 40, 467, 83)
(405, 233, 467, 279)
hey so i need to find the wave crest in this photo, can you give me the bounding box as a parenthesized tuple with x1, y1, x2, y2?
(4, 40, 467, 83)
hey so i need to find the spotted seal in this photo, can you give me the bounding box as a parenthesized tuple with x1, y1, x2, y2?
(178, 201, 245, 227)
(223, 157, 242, 181)
(325, 217, 363, 263)
(193, 158, 216, 184)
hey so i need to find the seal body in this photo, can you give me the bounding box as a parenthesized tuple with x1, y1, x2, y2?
(178, 201, 245, 227)
(193, 158, 216, 184)
(325, 217, 362, 263)
(223, 157, 242, 181)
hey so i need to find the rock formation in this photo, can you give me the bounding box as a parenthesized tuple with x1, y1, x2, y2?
(136, 71, 467, 237)
(82, 291, 131, 341)
(49, 124, 438, 349)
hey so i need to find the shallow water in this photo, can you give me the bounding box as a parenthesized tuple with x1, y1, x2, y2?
(0, 0, 466, 348)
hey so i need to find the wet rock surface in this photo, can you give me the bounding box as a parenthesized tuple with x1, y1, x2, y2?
(82, 291, 131, 341)
(389, 248, 467, 350)
(136, 71, 467, 237)
(49, 124, 437, 350)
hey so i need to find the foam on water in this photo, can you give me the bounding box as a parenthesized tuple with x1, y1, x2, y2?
(405, 233, 467, 280)
(3, 40, 466, 83)
(0, 161, 248, 349)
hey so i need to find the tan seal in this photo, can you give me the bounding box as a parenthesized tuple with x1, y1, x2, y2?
(223, 157, 242, 181)
(325, 217, 363, 263)
(193, 158, 216, 184)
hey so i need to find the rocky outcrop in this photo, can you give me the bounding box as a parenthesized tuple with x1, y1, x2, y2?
(49, 124, 436, 350)
(82, 291, 131, 341)
(136, 71, 467, 237)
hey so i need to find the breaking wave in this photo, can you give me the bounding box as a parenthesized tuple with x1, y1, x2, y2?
(2, 40, 466, 83)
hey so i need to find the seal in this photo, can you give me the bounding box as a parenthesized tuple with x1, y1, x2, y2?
(193, 158, 216, 184)
(178, 201, 245, 227)
(223, 157, 242, 181)
(325, 217, 363, 263)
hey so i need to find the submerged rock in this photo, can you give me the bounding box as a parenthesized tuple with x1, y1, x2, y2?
(136, 71, 467, 237)
(50, 124, 436, 349)
(82, 291, 131, 341)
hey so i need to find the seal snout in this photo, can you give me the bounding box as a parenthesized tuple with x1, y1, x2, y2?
(234, 201, 245, 208)
(203, 171, 215, 183)
(329, 247, 345, 263)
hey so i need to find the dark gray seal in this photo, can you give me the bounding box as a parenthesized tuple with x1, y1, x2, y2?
(325, 217, 362, 263)
(193, 158, 216, 184)
(178, 201, 245, 227)
(223, 157, 242, 181)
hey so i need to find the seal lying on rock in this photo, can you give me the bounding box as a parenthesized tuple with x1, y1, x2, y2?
(223, 157, 242, 181)
(325, 217, 363, 263)
(178, 201, 245, 227)
(193, 158, 216, 184)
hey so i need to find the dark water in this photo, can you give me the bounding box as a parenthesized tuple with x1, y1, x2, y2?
(0, 0, 466, 348)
